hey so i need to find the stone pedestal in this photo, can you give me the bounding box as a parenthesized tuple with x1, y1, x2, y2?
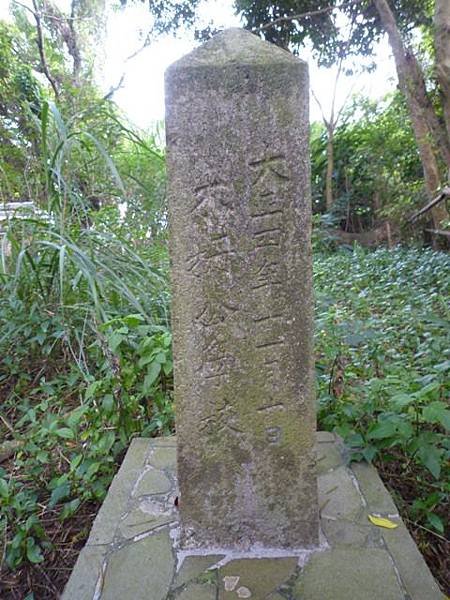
(165, 28, 317, 549)
(62, 436, 443, 600)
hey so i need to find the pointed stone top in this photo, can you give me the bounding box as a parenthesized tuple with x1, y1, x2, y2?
(167, 28, 303, 71)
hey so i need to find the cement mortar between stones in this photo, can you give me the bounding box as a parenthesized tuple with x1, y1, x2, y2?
(62, 436, 444, 600)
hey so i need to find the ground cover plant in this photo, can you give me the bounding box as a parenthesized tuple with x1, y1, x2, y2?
(0, 98, 174, 598)
(315, 244, 450, 593)
(1, 233, 449, 597)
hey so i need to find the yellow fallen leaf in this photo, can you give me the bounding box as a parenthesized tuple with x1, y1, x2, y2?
(368, 514, 399, 529)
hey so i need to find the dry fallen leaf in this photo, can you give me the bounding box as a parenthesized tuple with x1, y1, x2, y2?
(368, 514, 399, 529)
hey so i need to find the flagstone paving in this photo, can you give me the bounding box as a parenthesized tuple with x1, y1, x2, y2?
(62, 434, 443, 600)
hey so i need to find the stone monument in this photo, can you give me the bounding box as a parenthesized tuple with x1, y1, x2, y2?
(62, 29, 443, 600)
(165, 28, 318, 549)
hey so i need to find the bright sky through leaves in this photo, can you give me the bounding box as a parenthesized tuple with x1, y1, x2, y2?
(2, 0, 397, 128)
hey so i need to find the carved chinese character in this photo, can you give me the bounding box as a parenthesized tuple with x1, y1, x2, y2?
(248, 155, 290, 216)
(265, 426, 282, 444)
(186, 237, 235, 278)
(192, 179, 234, 239)
(195, 300, 238, 328)
(251, 247, 282, 289)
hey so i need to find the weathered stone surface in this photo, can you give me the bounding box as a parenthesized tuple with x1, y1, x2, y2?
(101, 531, 175, 600)
(88, 438, 149, 545)
(166, 27, 317, 548)
(321, 517, 382, 548)
(351, 461, 398, 515)
(318, 466, 365, 521)
(382, 524, 443, 600)
(153, 435, 177, 447)
(218, 558, 297, 599)
(133, 468, 172, 497)
(148, 446, 177, 470)
(173, 555, 224, 588)
(316, 440, 344, 474)
(63, 436, 443, 599)
(293, 548, 405, 599)
(119, 503, 175, 539)
(316, 431, 335, 443)
(61, 544, 107, 600)
(175, 582, 217, 600)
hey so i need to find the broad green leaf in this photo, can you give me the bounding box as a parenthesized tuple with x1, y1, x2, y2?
(0, 478, 9, 497)
(367, 420, 397, 440)
(67, 406, 87, 428)
(60, 498, 81, 520)
(416, 382, 439, 398)
(346, 432, 364, 447)
(85, 380, 101, 400)
(70, 454, 83, 471)
(108, 332, 124, 352)
(154, 352, 166, 364)
(427, 513, 444, 534)
(163, 360, 173, 376)
(422, 401, 450, 431)
(362, 445, 377, 462)
(138, 354, 155, 368)
(143, 362, 161, 394)
(26, 538, 44, 564)
(56, 427, 75, 440)
(122, 314, 145, 327)
(390, 394, 414, 408)
(85, 462, 101, 479)
(36, 451, 49, 463)
(102, 394, 114, 412)
(49, 482, 70, 507)
(418, 445, 442, 479)
(396, 421, 413, 439)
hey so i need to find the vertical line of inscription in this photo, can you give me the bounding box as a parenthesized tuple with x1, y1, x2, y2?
(248, 155, 291, 446)
(186, 177, 241, 440)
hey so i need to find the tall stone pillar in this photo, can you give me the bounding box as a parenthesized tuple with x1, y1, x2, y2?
(165, 28, 318, 549)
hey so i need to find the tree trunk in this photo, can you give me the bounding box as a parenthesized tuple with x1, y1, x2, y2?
(325, 127, 334, 211)
(435, 0, 450, 166)
(404, 49, 450, 169)
(373, 0, 449, 227)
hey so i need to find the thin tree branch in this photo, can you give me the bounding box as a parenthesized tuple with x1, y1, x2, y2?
(408, 186, 450, 222)
(254, 6, 336, 33)
(31, 0, 59, 98)
(11, 0, 96, 21)
(126, 29, 154, 62)
(335, 76, 359, 123)
(253, 0, 361, 33)
(11, 0, 35, 17)
(102, 73, 126, 101)
(40, 0, 82, 83)
(311, 88, 331, 129)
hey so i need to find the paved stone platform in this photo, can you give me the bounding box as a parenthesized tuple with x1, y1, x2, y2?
(63, 434, 443, 600)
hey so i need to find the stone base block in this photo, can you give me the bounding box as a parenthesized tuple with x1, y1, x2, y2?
(62, 434, 443, 600)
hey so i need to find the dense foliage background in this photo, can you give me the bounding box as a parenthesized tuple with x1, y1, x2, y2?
(0, 1, 449, 598)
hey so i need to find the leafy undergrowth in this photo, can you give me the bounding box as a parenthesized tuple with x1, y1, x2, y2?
(0, 305, 174, 598)
(1, 245, 449, 598)
(0, 101, 174, 598)
(315, 245, 450, 594)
